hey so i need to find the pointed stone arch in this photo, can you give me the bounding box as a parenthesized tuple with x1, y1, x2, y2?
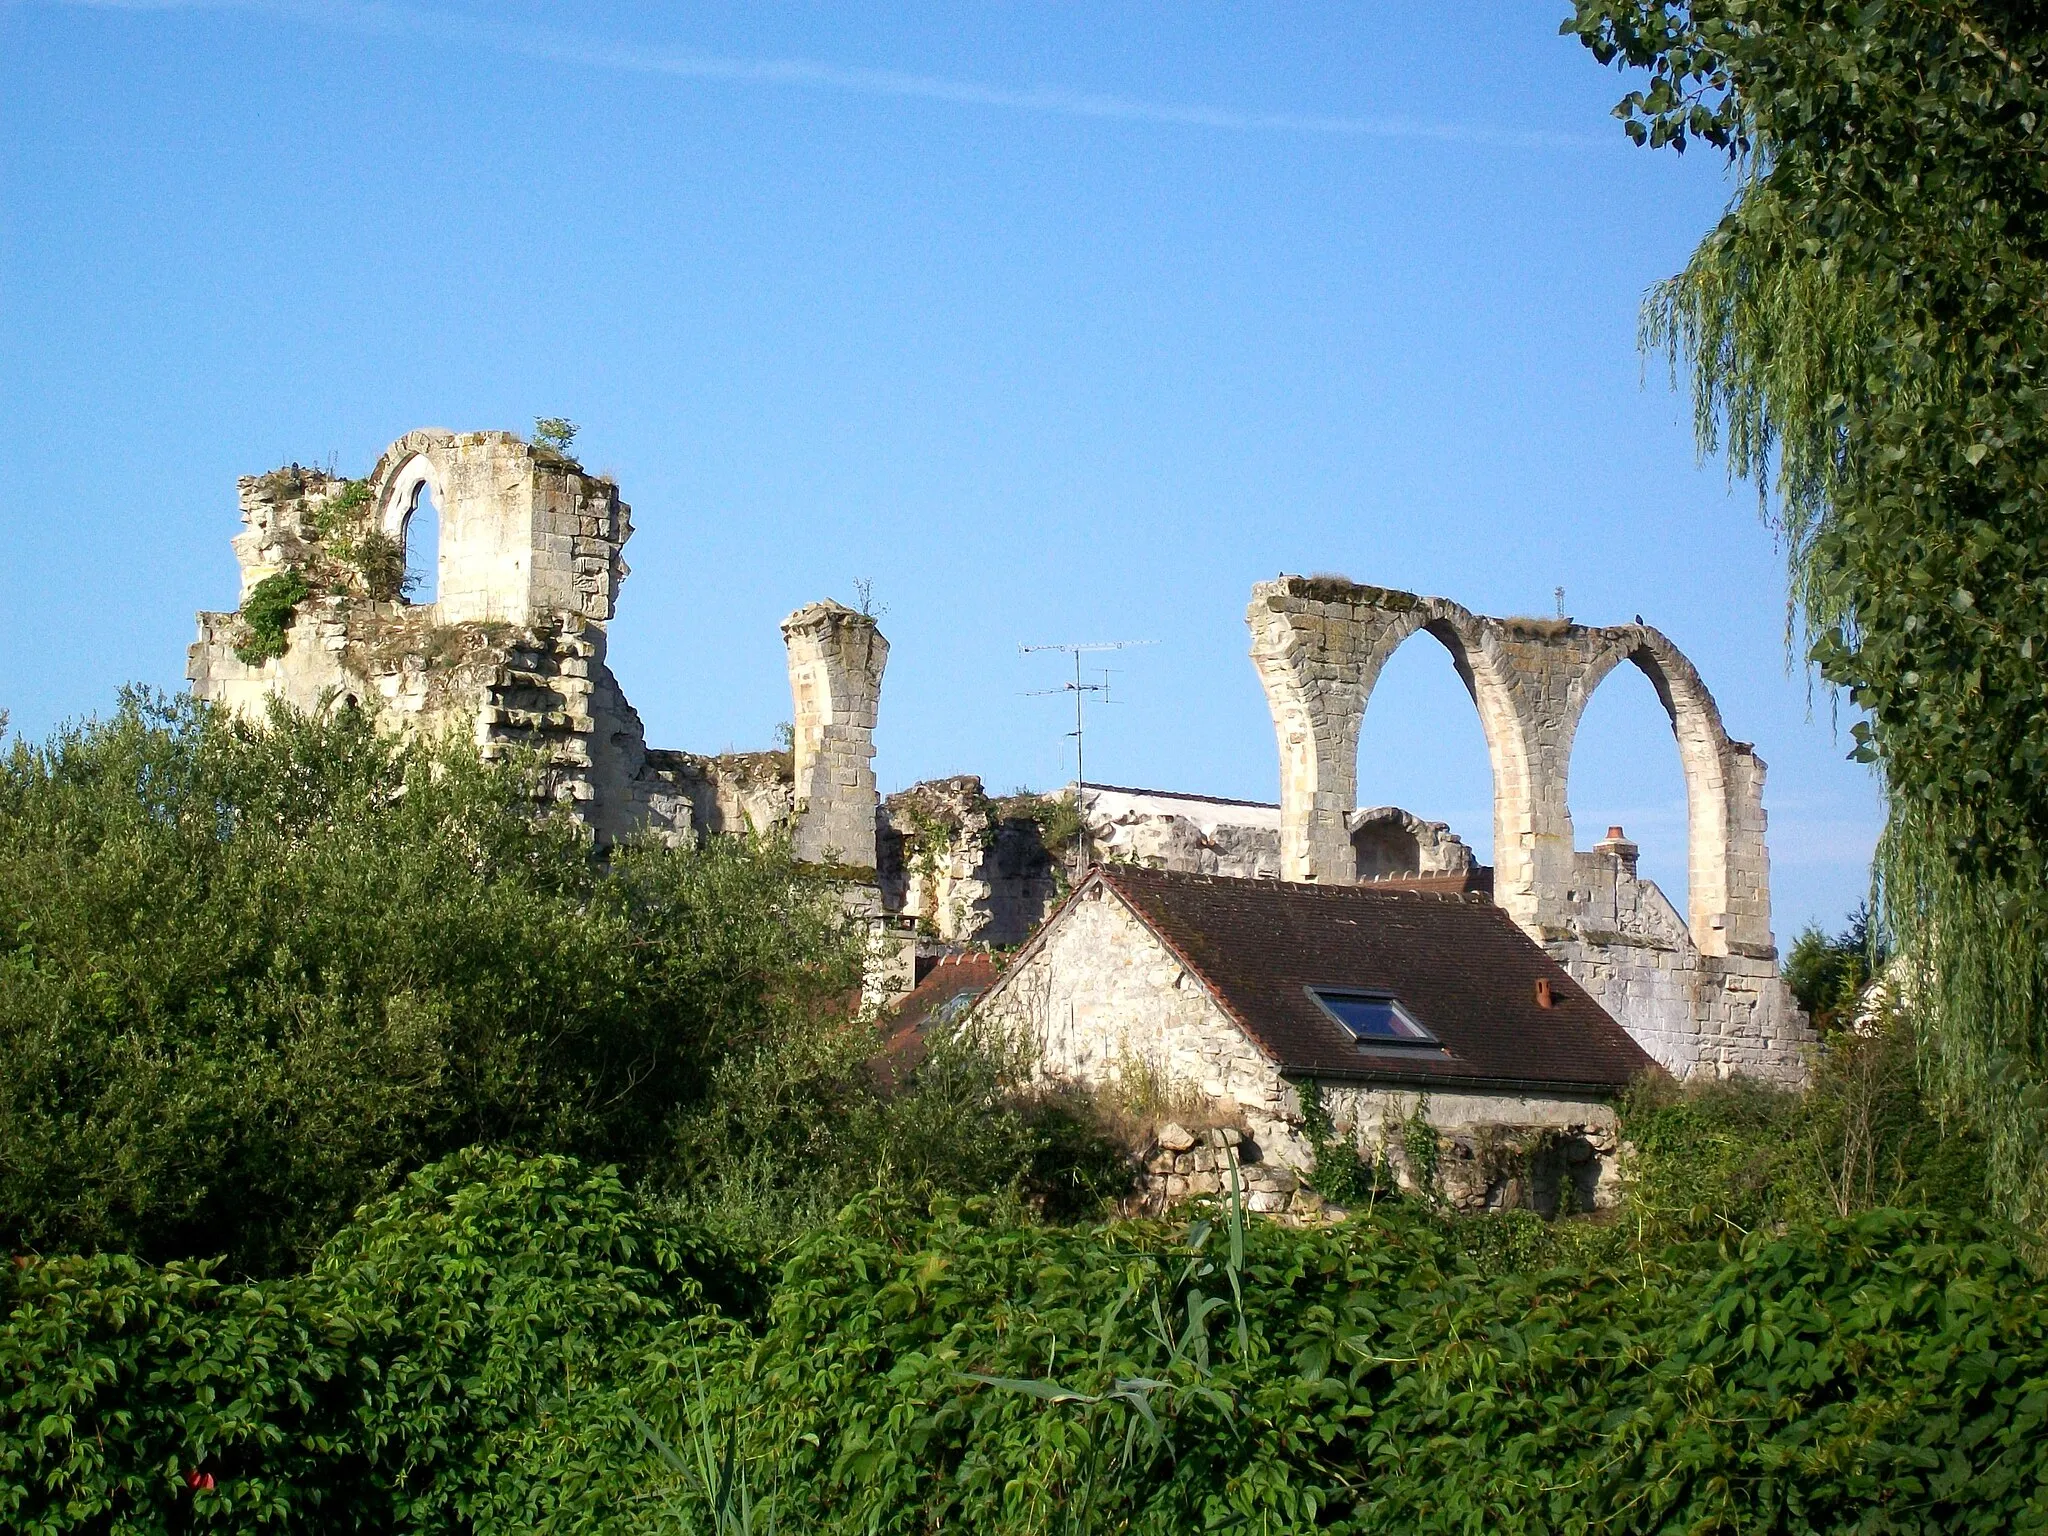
(1247, 582, 1537, 900)
(1565, 631, 1770, 957)
(360, 427, 632, 626)
(1247, 576, 1776, 957)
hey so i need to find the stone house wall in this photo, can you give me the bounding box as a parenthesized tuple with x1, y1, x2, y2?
(976, 879, 1625, 1214)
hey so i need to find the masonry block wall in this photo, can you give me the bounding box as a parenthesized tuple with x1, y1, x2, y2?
(1246, 574, 1813, 1084)
(366, 429, 632, 627)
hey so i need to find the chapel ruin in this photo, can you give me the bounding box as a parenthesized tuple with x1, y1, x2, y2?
(188, 427, 1812, 1087)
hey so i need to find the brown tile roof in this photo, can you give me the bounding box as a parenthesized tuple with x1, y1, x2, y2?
(1361, 868, 1494, 898)
(871, 952, 1001, 1093)
(1093, 865, 1659, 1093)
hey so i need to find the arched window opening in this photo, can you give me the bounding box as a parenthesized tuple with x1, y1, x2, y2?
(403, 481, 440, 605)
(1353, 819, 1422, 881)
(1569, 661, 1690, 917)
(1352, 630, 1496, 870)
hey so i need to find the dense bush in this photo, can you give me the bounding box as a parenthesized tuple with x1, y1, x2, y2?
(1784, 903, 1885, 1034)
(1621, 1017, 1988, 1239)
(658, 1196, 2048, 1535)
(658, 1014, 1132, 1256)
(11, 1150, 2044, 1535)
(0, 1151, 706, 1534)
(0, 693, 860, 1273)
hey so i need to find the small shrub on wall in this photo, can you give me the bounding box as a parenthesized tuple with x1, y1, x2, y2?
(233, 571, 310, 663)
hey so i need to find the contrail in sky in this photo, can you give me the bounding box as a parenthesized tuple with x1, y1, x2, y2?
(36, 0, 1602, 150)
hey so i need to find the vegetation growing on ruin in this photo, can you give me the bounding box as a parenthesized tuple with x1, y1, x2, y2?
(1567, 0, 2048, 1236)
(300, 475, 372, 540)
(233, 570, 311, 664)
(994, 788, 1083, 860)
(533, 416, 579, 454)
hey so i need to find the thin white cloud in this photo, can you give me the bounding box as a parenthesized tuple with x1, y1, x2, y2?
(35, 0, 1602, 150)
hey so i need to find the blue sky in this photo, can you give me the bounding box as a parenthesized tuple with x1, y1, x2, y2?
(0, 1, 1881, 937)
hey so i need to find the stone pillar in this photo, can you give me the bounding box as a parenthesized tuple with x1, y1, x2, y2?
(1720, 744, 1775, 957)
(1475, 621, 1631, 935)
(782, 600, 888, 869)
(1247, 578, 1426, 882)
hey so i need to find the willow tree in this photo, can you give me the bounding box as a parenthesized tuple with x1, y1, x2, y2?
(1566, 1, 2048, 1231)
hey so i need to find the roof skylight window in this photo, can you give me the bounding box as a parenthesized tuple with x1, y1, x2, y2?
(1308, 988, 1439, 1047)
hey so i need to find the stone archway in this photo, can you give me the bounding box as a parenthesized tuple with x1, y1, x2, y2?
(1246, 581, 1537, 894)
(1246, 576, 1775, 957)
(373, 452, 446, 605)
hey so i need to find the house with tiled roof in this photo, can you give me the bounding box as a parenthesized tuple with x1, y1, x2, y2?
(973, 864, 1663, 1212)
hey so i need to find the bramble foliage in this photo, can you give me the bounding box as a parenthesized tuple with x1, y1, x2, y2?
(0, 692, 860, 1274)
(0, 1151, 716, 1535)
(675, 1196, 2048, 1536)
(234, 571, 311, 664)
(1564, 1, 2048, 1234)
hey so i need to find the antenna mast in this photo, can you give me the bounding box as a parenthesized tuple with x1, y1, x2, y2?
(1020, 639, 1156, 866)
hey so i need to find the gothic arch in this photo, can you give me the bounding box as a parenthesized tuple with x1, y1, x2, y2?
(1564, 632, 1737, 952)
(368, 428, 455, 553)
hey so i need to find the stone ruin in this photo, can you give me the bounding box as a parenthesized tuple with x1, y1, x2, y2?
(187, 428, 883, 860)
(188, 429, 1811, 1082)
(1244, 575, 1812, 1082)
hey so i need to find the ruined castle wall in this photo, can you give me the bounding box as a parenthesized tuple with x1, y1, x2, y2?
(189, 429, 830, 855)
(1245, 575, 1815, 1084)
(876, 777, 1062, 946)
(367, 430, 632, 629)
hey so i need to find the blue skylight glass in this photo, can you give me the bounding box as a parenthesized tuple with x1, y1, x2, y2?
(1309, 989, 1438, 1046)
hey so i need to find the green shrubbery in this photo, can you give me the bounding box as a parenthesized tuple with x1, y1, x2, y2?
(6, 1150, 2045, 1535)
(0, 1151, 713, 1534)
(1622, 1016, 1988, 1241)
(0, 695, 2039, 1532)
(234, 571, 311, 663)
(0, 694, 1124, 1277)
(0, 693, 861, 1274)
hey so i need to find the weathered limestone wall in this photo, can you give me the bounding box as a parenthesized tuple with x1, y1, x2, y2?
(979, 881, 1300, 1147)
(188, 428, 868, 859)
(978, 880, 1625, 1210)
(1245, 575, 1813, 1085)
(1076, 785, 1471, 885)
(1081, 785, 1284, 879)
(875, 776, 1063, 946)
(782, 601, 887, 869)
(366, 429, 631, 627)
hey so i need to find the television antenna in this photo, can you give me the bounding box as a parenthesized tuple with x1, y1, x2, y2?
(1019, 639, 1156, 791)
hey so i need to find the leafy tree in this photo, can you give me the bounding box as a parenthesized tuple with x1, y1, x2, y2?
(1784, 902, 1885, 1031)
(0, 692, 859, 1274)
(1566, 1, 2048, 1235)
